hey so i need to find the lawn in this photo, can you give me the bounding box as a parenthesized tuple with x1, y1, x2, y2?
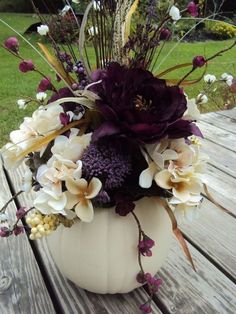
(0, 12, 236, 146)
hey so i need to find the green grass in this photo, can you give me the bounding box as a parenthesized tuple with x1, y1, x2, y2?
(0, 13, 236, 146)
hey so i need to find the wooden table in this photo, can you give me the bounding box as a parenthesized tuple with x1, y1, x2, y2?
(1, 109, 236, 314)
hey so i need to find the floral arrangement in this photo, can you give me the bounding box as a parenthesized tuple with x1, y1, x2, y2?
(0, 1, 235, 313)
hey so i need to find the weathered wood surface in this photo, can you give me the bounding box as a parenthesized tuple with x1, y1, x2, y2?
(7, 167, 163, 314)
(0, 166, 56, 314)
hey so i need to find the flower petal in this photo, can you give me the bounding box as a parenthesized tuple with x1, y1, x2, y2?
(64, 191, 80, 209)
(139, 162, 157, 188)
(75, 199, 94, 222)
(66, 178, 87, 194)
(86, 178, 102, 199)
(154, 170, 172, 189)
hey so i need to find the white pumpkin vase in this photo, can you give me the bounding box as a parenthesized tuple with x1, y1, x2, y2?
(47, 197, 173, 294)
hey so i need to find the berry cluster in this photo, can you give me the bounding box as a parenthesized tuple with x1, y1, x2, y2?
(26, 211, 60, 240)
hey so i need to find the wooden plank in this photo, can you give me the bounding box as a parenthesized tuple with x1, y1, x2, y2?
(200, 112, 236, 134)
(203, 164, 236, 215)
(201, 138, 236, 178)
(7, 166, 163, 314)
(0, 166, 56, 314)
(158, 243, 236, 314)
(217, 108, 236, 119)
(198, 121, 236, 152)
(181, 197, 236, 281)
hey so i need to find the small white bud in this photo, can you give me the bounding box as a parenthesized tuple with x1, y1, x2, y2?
(197, 93, 208, 104)
(36, 92, 47, 102)
(37, 25, 49, 36)
(204, 74, 216, 84)
(17, 99, 27, 109)
(169, 5, 181, 21)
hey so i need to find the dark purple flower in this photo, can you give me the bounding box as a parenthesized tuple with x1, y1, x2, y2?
(144, 273, 163, 293)
(136, 272, 146, 284)
(91, 62, 193, 143)
(82, 142, 132, 189)
(13, 226, 24, 236)
(38, 77, 52, 92)
(192, 56, 206, 68)
(187, 1, 198, 17)
(60, 112, 71, 125)
(140, 303, 152, 313)
(19, 60, 35, 73)
(4, 37, 19, 53)
(0, 227, 11, 237)
(160, 28, 171, 40)
(115, 200, 135, 216)
(16, 207, 26, 219)
(138, 234, 155, 257)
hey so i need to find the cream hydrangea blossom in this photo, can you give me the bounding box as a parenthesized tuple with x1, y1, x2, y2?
(65, 177, 102, 222)
(50, 132, 92, 163)
(1, 143, 24, 169)
(34, 187, 67, 215)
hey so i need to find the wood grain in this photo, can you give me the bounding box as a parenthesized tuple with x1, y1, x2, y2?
(200, 112, 236, 134)
(217, 108, 236, 120)
(0, 166, 56, 314)
(158, 243, 236, 314)
(198, 121, 236, 152)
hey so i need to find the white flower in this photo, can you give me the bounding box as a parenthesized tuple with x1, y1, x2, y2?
(65, 177, 102, 222)
(1, 143, 24, 169)
(22, 168, 33, 193)
(88, 26, 98, 36)
(184, 98, 201, 120)
(204, 74, 216, 84)
(17, 99, 27, 109)
(72, 0, 79, 3)
(50, 133, 92, 162)
(93, 1, 100, 10)
(221, 73, 233, 86)
(197, 93, 208, 104)
(169, 5, 181, 21)
(226, 78, 233, 86)
(36, 165, 62, 197)
(34, 187, 67, 215)
(169, 195, 202, 222)
(61, 5, 71, 16)
(37, 24, 49, 36)
(36, 92, 47, 102)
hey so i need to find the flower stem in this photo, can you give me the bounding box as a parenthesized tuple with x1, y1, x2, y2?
(0, 191, 23, 214)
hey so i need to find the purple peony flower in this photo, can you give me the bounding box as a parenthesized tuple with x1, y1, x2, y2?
(0, 227, 11, 237)
(4, 37, 19, 53)
(13, 226, 24, 236)
(192, 56, 206, 68)
(91, 62, 201, 143)
(19, 60, 35, 73)
(187, 1, 198, 17)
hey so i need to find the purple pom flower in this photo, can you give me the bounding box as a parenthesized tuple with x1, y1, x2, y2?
(192, 56, 206, 68)
(160, 28, 171, 40)
(82, 142, 132, 190)
(19, 60, 34, 73)
(38, 77, 52, 92)
(4, 37, 19, 53)
(187, 1, 198, 17)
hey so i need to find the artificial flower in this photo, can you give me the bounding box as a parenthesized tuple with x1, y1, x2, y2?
(22, 168, 33, 193)
(197, 93, 208, 104)
(169, 5, 181, 21)
(184, 98, 201, 120)
(204, 74, 216, 84)
(17, 99, 27, 109)
(92, 62, 200, 143)
(65, 177, 102, 222)
(19, 60, 34, 73)
(1, 143, 24, 169)
(4, 37, 19, 53)
(36, 92, 47, 102)
(34, 187, 67, 215)
(37, 24, 49, 36)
